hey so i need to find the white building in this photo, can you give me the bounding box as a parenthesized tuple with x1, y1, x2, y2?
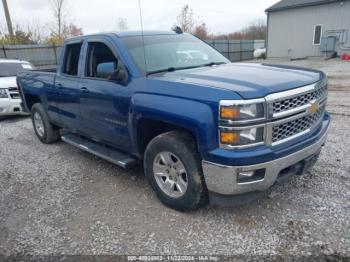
(266, 0, 350, 58)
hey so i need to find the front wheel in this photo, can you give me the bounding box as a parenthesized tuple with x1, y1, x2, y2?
(31, 103, 60, 144)
(144, 131, 208, 211)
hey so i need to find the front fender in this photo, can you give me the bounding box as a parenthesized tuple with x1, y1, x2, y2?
(130, 93, 218, 156)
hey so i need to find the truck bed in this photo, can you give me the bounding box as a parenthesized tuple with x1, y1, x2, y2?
(17, 70, 57, 112)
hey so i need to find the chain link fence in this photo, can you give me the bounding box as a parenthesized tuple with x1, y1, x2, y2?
(205, 39, 265, 61)
(0, 44, 63, 69)
(0, 40, 265, 69)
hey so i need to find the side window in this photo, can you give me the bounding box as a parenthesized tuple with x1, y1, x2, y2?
(63, 43, 82, 76)
(86, 42, 118, 79)
(313, 25, 322, 45)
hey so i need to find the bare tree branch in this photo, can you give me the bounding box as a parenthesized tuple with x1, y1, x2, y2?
(193, 23, 209, 40)
(117, 17, 128, 32)
(50, 0, 68, 40)
(176, 5, 195, 33)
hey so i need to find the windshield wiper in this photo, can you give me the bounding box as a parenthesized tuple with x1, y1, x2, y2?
(146, 62, 228, 76)
(147, 67, 177, 76)
(202, 61, 227, 67)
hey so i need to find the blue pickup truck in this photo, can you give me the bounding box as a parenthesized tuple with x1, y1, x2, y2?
(17, 31, 330, 211)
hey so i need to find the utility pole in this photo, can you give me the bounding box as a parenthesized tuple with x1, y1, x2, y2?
(2, 0, 14, 37)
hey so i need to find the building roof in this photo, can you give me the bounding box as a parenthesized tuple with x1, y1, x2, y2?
(266, 0, 348, 12)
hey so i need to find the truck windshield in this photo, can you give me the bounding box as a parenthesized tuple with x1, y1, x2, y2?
(0, 62, 34, 77)
(121, 34, 229, 75)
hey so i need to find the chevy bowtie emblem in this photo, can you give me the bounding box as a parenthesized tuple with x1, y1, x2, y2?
(308, 100, 319, 114)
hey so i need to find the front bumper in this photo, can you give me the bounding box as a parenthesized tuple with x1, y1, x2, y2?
(202, 118, 329, 197)
(0, 99, 29, 116)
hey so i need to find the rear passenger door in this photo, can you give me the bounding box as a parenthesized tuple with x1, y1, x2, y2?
(78, 39, 131, 150)
(56, 42, 84, 132)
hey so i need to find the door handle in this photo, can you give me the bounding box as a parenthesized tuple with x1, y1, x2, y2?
(80, 87, 90, 93)
(56, 82, 63, 88)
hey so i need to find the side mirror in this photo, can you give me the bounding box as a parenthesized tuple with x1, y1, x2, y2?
(109, 64, 128, 83)
(96, 62, 117, 78)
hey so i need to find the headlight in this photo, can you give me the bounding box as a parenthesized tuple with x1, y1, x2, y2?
(0, 89, 8, 98)
(220, 126, 265, 147)
(219, 99, 266, 148)
(219, 99, 265, 122)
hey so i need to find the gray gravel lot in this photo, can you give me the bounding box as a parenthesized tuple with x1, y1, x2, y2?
(0, 58, 350, 259)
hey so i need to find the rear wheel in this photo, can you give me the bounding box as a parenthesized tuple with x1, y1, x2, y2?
(144, 131, 208, 211)
(31, 103, 60, 144)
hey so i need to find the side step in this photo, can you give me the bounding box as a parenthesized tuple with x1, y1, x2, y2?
(61, 133, 139, 169)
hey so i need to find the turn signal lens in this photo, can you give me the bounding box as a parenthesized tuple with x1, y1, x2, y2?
(220, 131, 240, 144)
(220, 106, 240, 120)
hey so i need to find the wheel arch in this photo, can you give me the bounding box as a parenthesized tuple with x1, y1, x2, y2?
(135, 117, 199, 157)
(24, 94, 41, 111)
(130, 93, 217, 158)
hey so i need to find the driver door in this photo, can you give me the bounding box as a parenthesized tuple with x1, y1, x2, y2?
(78, 40, 131, 150)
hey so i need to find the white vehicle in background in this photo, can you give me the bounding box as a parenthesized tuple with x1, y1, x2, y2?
(0, 59, 35, 118)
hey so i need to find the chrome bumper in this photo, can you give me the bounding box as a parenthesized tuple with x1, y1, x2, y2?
(202, 122, 329, 195)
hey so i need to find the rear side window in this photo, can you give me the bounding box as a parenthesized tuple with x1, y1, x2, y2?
(63, 43, 82, 76)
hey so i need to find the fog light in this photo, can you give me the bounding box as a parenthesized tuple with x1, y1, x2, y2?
(237, 169, 265, 183)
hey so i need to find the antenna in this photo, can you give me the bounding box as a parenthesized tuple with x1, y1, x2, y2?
(172, 26, 183, 34)
(138, 0, 148, 75)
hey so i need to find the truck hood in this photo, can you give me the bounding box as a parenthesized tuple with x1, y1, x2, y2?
(159, 63, 322, 99)
(0, 76, 16, 89)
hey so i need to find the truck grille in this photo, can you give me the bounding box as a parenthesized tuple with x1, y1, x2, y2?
(218, 82, 328, 149)
(272, 104, 325, 143)
(8, 86, 20, 99)
(273, 84, 327, 114)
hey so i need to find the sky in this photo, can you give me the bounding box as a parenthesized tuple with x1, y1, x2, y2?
(0, 0, 278, 36)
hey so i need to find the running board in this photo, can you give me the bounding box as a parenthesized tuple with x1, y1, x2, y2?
(61, 133, 139, 169)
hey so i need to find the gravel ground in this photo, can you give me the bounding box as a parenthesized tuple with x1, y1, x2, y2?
(0, 58, 350, 259)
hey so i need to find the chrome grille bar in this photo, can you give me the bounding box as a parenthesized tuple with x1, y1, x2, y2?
(8, 86, 20, 99)
(266, 82, 327, 120)
(271, 104, 325, 145)
(217, 80, 328, 149)
(265, 82, 327, 146)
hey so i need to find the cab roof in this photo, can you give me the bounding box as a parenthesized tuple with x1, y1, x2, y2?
(66, 30, 179, 42)
(114, 30, 178, 37)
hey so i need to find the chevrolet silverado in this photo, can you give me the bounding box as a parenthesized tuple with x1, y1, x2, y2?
(17, 31, 330, 211)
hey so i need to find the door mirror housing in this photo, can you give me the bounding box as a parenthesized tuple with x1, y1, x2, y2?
(109, 64, 128, 83)
(96, 62, 117, 78)
(96, 61, 128, 83)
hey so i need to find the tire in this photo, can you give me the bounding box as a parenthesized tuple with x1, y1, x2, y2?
(31, 103, 60, 144)
(144, 131, 208, 211)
